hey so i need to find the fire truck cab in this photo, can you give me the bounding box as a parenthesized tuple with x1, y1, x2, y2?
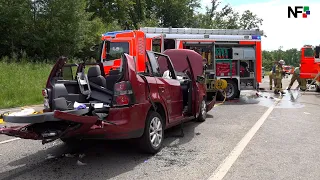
(100, 27, 264, 100)
(300, 45, 320, 91)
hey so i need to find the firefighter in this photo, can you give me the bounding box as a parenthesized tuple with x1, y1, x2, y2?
(287, 65, 301, 90)
(300, 78, 307, 91)
(274, 60, 286, 94)
(269, 70, 274, 90)
(269, 60, 278, 90)
(287, 65, 307, 91)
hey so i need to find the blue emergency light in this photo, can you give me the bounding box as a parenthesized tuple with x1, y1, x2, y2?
(251, 35, 261, 40)
(103, 30, 133, 37)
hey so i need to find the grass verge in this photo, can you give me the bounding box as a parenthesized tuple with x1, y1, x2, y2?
(0, 61, 52, 109)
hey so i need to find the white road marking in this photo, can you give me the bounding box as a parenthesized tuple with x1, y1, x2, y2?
(207, 98, 281, 180)
(0, 138, 21, 145)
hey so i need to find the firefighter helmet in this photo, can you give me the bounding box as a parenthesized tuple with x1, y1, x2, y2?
(279, 59, 285, 65)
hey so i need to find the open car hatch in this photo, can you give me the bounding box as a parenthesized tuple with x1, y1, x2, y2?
(0, 107, 100, 143)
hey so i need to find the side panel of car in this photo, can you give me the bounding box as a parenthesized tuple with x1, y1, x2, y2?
(123, 54, 151, 130)
(146, 51, 184, 123)
(125, 54, 170, 130)
(155, 78, 183, 122)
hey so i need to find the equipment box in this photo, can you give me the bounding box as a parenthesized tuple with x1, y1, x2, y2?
(243, 48, 255, 60)
(232, 47, 256, 60)
(216, 61, 238, 76)
(232, 48, 244, 60)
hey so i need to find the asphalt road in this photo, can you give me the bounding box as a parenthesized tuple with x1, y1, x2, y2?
(1, 76, 320, 180)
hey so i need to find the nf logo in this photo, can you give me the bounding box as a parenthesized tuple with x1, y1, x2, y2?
(288, 6, 310, 18)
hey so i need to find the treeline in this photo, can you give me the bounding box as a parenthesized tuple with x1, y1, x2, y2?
(0, 0, 263, 62)
(262, 47, 301, 71)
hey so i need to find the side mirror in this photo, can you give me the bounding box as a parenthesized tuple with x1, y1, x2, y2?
(196, 75, 205, 84)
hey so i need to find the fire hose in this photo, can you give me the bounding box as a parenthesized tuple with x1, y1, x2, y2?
(210, 79, 228, 106)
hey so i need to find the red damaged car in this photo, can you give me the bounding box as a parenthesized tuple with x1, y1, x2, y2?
(0, 49, 216, 154)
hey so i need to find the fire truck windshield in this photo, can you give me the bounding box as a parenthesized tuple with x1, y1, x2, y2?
(304, 48, 314, 57)
(106, 42, 129, 61)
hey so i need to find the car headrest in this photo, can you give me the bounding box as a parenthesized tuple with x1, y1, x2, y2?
(88, 65, 101, 77)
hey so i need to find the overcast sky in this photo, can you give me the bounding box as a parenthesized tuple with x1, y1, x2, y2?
(200, 0, 320, 51)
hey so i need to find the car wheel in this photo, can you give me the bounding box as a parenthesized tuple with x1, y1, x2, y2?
(196, 99, 207, 122)
(139, 111, 164, 154)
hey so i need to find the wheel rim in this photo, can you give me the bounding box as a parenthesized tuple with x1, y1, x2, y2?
(149, 117, 163, 148)
(201, 100, 206, 118)
(226, 83, 235, 98)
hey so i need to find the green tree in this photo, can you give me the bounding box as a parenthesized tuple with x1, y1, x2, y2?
(239, 10, 263, 30)
(196, 0, 263, 30)
(0, 0, 33, 58)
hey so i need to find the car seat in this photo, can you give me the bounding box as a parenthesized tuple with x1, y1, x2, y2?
(88, 65, 107, 88)
(105, 68, 121, 90)
(87, 65, 113, 104)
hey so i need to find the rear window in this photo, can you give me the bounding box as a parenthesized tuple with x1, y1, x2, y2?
(106, 42, 129, 60)
(304, 48, 314, 57)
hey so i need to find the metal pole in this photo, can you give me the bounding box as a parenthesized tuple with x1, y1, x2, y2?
(161, 34, 165, 53)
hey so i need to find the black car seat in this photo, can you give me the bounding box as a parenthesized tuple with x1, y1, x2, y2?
(88, 65, 107, 88)
(105, 68, 121, 90)
(87, 65, 113, 104)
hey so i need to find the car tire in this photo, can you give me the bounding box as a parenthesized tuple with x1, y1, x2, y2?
(196, 99, 207, 122)
(139, 111, 164, 154)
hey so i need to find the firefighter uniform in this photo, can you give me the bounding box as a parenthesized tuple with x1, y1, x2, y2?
(269, 64, 277, 90)
(300, 77, 307, 91)
(269, 71, 274, 90)
(274, 60, 286, 94)
(287, 67, 307, 91)
(288, 67, 300, 90)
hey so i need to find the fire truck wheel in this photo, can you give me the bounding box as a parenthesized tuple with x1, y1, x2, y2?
(139, 111, 164, 154)
(218, 79, 240, 100)
(316, 85, 320, 92)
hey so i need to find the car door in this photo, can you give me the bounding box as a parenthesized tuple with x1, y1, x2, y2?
(185, 56, 200, 116)
(147, 51, 183, 123)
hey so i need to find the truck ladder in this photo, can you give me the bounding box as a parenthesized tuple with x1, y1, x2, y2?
(139, 27, 264, 36)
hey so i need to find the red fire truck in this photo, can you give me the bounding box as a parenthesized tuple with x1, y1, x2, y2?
(300, 45, 320, 91)
(100, 27, 264, 100)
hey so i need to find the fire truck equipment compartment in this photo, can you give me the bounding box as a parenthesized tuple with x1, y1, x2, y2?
(232, 47, 256, 60)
